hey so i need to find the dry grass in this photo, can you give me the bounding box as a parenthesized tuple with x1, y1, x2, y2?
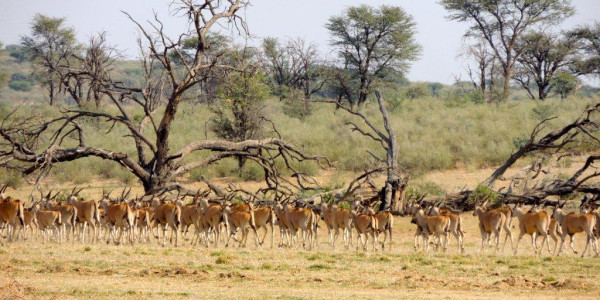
(2, 210, 600, 299)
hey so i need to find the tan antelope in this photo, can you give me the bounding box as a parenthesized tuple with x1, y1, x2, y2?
(511, 203, 551, 255)
(253, 204, 276, 248)
(31, 202, 62, 243)
(350, 201, 378, 251)
(10, 200, 38, 241)
(0, 195, 25, 242)
(68, 188, 101, 243)
(318, 201, 353, 249)
(427, 202, 465, 253)
(547, 217, 563, 255)
(472, 201, 506, 253)
(404, 200, 424, 250)
(552, 200, 599, 257)
(411, 203, 450, 252)
(496, 205, 515, 252)
(331, 202, 354, 248)
(373, 209, 393, 250)
(134, 207, 152, 243)
(179, 202, 203, 244)
(283, 202, 315, 249)
(320, 202, 338, 248)
(42, 191, 78, 242)
(224, 202, 259, 248)
(151, 195, 182, 247)
(101, 189, 135, 245)
(178, 191, 212, 246)
(197, 197, 229, 248)
(274, 203, 292, 247)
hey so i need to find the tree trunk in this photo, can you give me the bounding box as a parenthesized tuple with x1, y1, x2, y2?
(48, 82, 55, 106)
(538, 85, 547, 100)
(502, 72, 511, 102)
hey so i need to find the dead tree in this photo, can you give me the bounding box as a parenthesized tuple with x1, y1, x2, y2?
(444, 102, 600, 210)
(462, 39, 499, 101)
(335, 90, 407, 212)
(0, 0, 328, 198)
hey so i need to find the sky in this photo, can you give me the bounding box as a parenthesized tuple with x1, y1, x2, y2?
(0, 0, 599, 85)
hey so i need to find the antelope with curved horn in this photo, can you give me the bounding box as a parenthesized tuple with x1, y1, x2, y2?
(472, 200, 506, 253)
(320, 201, 338, 248)
(101, 188, 135, 245)
(427, 201, 465, 253)
(42, 190, 78, 243)
(351, 200, 378, 251)
(282, 200, 315, 250)
(197, 197, 229, 248)
(411, 200, 450, 252)
(178, 191, 207, 246)
(274, 202, 292, 248)
(373, 208, 393, 250)
(511, 202, 551, 255)
(330, 201, 353, 249)
(31, 201, 62, 243)
(68, 187, 101, 243)
(151, 192, 182, 247)
(552, 200, 598, 257)
(252, 202, 276, 248)
(224, 200, 259, 248)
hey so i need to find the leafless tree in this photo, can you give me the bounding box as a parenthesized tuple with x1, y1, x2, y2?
(0, 0, 329, 198)
(443, 102, 600, 210)
(334, 90, 407, 212)
(462, 38, 500, 102)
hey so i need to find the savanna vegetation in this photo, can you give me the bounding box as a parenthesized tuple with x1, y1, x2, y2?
(1, 0, 600, 299)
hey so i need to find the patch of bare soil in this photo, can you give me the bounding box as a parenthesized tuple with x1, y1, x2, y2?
(0, 278, 36, 300)
(492, 275, 590, 290)
(138, 267, 210, 279)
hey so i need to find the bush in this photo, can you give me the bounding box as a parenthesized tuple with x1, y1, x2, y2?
(282, 96, 312, 120)
(9, 80, 32, 91)
(404, 83, 431, 100)
(405, 181, 445, 199)
(0, 169, 23, 189)
(240, 163, 264, 181)
(468, 185, 499, 205)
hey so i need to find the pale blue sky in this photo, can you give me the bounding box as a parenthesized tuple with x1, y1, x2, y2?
(1, 1, 598, 85)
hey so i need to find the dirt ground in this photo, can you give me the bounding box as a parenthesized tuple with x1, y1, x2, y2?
(2, 211, 600, 299)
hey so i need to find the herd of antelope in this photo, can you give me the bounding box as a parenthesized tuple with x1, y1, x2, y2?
(1, 184, 599, 257)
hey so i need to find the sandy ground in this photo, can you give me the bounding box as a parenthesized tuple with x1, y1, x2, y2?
(1, 211, 600, 299)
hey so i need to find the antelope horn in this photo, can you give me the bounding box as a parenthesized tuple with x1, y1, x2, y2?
(75, 187, 84, 196)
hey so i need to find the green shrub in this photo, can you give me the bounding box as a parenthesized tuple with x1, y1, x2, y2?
(240, 163, 264, 181)
(0, 169, 23, 188)
(404, 83, 431, 100)
(281, 90, 312, 120)
(468, 185, 499, 205)
(9, 80, 32, 91)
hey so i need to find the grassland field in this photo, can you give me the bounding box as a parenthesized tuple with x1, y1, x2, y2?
(2, 159, 600, 299)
